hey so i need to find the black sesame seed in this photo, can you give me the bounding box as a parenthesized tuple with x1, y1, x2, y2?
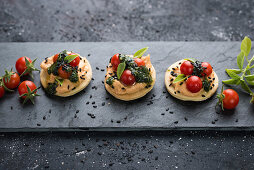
(88, 54, 91, 56)
(37, 123, 41, 126)
(111, 85, 114, 89)
(174, 91, 176, 94)
(90, 95, 92, 98)
(72, 87, 76, 90)
(202, 95, 206, 97)
(184, 117, 188, 121)
(180, 82, 183, 85)
(92, 78, 94, 81)
(170, 78, 174, 81)
(92, 101, 95, 104)
(116, 120, 121, 123)
(101, 69, 105, 71)
(93, 105, 97, 108)
(211, 121, 215, 124)
(174, 121, 178, 124)
(80, 76, 86, 80)
(79, 68, 82, 72)
(172, 68, 175, 70)
(169, 84, 172, 87)
(213, 78, 215, 80)
(208, 77, 211, 79)
(161, 113, 165, 116)
(96, 67, 99, 70)
(49, 109, 51, 113)
(177, 91, 180, 93)
(169, 111, 174, 114)
(86, 101, 89, 105)
(121, 87, 125, 90)
(67, 85, 70, 90)
(166, 108, 169, 111)
(76, 110, 79, 113)
(102, 102, 105, 106)
(179, 62, 182, 65)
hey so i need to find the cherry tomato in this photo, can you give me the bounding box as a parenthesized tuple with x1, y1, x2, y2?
(58, 66, 71, 79)
(201, 62, 213, 76)
(15, 57, 32, 75)
(111, 53, 120, 70)
(134, 58, 145, 67)
(53, 53, 59, 63)
(222, 89, 239, 109)
(68, 53, 80, 67)
(3, 72, 20, 89)
(120, 69, 136, 86)
(186, 76, 202, 93)
(18, 81, 37, 99)
(180, 61, 194, 75)
(0, 86, 4, 98)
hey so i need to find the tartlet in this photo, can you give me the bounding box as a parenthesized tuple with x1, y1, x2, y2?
(165, 59, 218, 101)
(40, 50, 92, 97)
(104, 48, 156, 101)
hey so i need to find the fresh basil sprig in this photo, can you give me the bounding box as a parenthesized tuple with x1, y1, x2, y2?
(117, 62, 126, 79)
(134, 47, 148, 58)
(223, 36, 254, 103)
(64, 54, 78, 63)
(173, 74, 186, 83)
(55, 78, 64, 86)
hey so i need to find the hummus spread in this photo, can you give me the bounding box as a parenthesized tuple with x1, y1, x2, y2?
(40, 52, 91, 95)
(105, 55, 154, 95)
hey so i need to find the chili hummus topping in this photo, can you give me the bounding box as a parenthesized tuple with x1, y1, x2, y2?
(104, 47, 156, 101)
(40, 50, 92, 97)
(165, 58, 219, 101)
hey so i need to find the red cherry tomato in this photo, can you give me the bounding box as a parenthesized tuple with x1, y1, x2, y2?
(15, 57, 32, 75)
(180, 61, 194, 75)
(120, 69, 136, 86)
(58, 66, 71, 79)
(0, 86, 4, 98)
(53, 53, 59, 63)
(201, 62, 213, 76)
(69, 53, 80, 67)
(134, 58, 145, 67)
(3, 72, 20, 89)
(111, 53, 120, 70)
(186, 76, 203, 93)
(222, 89, 239, 109)
(18, 81, 37, 99)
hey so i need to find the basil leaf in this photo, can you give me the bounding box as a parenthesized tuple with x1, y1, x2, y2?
(222, 79, 240, 85)
(246, 69, 251, 75)
(226, 69, 241, 80)
(173, 74, 186, 83)
(64, 54, 78, 63)
(134, 47, 148, 58)
(246, 79, 254, 86)
(117, 62, 126, 80)
(55, 78, 64, 86)
(240, 80, 253, 94)
(245, 75, 254, 81)
(237, 51, 244, 70)
(241, 36, 252, 57)
(225, 69, 242, 74)
(184, 58, 197, 63)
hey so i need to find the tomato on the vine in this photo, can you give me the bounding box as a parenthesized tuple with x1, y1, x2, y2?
(3, 70, 20, 89)
(111, 53, 120, 71)
(120, 69, 136, 86)
(201, 62, 213, 76)
(217, 86, 239, 110)
(180, 61, 193, 75)
(69, 53, 80, 67)
(58, 66, 71, 79)
(18, 81, 39, 104)
(15, 57, 32, 75)
(15, 56, 39, 77)
(0, 86, 4, 98)
(134, 58, 145, 67)
(186, 76, 202, 93)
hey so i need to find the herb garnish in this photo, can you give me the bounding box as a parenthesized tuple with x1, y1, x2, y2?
(173, 74, 186, 83)
(133, 47, 148, 58)
(222, 36, 254, 103)
(109, 47, 152, 85)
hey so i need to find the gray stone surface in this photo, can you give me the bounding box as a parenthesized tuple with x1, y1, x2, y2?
(1, 0, 254, 169)
(1, 42, 253, 131)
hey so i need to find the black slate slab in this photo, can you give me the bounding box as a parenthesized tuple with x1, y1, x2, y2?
(0, 42, 253, 132)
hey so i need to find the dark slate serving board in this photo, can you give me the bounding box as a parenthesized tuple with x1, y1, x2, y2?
(0, 42, 254, 132)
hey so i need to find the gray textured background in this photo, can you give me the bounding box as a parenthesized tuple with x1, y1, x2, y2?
(1, 0, 254, 169)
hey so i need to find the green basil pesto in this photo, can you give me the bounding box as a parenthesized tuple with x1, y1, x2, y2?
(47, 50, 79, 83)
(119, 54, 153, 84)
(202, 77, 211, 92)
(106, 76, 115, 85)
(45, 81, 58, 95)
